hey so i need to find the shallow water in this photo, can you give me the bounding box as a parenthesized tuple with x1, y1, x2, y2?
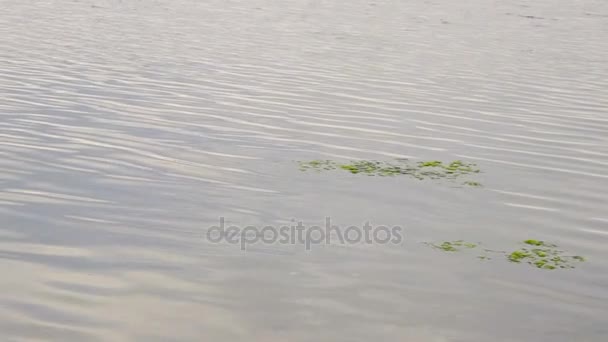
(1, 0, 608, 341)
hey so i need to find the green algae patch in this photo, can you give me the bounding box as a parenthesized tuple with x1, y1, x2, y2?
(524, 239, 543, 246)
(508, 250, 532, 263)
(427, 240, 492, 261)
(425, 239, 586, 270)
(506, 240, 585, 270)
(419, 161, 443, 168)
(297, 159, 481, 183)
(297, 160, 337, 172)
(427, 240, 478, 252)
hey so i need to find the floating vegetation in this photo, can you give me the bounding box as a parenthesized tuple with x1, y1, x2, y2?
(297, 159, 481, 185)
(428, 240, 478, 252)
(426, 239, 586, 270)
(523, 239, 549, 247)
(507, 240, 585, 270)
(297, 160, 336, 172)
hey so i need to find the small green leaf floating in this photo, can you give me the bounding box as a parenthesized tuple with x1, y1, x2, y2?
(298, 159, 481, 185)
(426, 239, 586, 270)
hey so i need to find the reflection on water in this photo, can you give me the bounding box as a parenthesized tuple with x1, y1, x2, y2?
(1, 0, 608, 340)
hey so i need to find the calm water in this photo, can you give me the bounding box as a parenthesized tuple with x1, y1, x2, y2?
(1, 0, 608, 341)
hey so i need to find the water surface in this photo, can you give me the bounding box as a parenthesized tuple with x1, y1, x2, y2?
(1, 0, 608, 341)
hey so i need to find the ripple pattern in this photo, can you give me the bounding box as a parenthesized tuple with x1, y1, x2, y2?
(1, 0, 608, 341)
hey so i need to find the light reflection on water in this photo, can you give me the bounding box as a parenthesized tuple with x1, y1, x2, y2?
(1, 0, 608, 341)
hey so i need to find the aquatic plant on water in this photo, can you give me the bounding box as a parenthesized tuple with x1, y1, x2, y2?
(297, 159, 481, 186)
(427, 240, 478, 252)
(506, 240, 586, 270)
(426, 239, 586, 270)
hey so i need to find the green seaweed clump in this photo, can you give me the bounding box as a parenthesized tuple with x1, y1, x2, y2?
(508, 250, 532, 263)
(419, 161, 443, 168)
(430, 240, 478, 252)
(415, 160, 479, 180)
(507, 240, 585, 270)
(338, 160, 419, 177)
(297, 159, 481, 183)
(424, 238, 586, 270)
(523, 239, 554, 247)
(298, 160, 337, 172)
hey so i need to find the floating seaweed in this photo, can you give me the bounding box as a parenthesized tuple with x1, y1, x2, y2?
(427, 240, 478, 252)
(507, 240, 585, 270)
(426, 239, 586, 270)
(297, 159, 481, 185)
